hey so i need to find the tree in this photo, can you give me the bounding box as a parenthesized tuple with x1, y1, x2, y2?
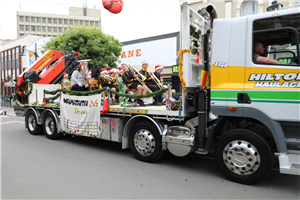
(42, 25, 123, 69)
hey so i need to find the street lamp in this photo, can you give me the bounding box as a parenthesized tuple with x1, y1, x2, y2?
(19, 43, 38, 60)
(19, 45, 26, 56)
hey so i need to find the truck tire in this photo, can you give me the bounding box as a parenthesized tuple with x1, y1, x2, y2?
(25, 110, 42, 135)
(214, 129, 273, 185)
(129, 121, 164, 163)
(43, 112, 60, 140)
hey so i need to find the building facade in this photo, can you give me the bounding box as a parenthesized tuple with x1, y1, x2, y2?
(17, 7, 101, 38)
(181, 0, 298, 18)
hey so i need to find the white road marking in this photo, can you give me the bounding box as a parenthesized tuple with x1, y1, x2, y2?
(0, 121, 25, 125)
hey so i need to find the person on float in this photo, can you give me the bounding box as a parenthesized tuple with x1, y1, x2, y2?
(152, 65, 164, 105)
(108, 68, 119, 105)
(98, 68, 109, 88)
(70, 64, 89, 91)
(139, 60, 162, 105)
(62, 72, 71, 89)
(122, 63, 147, 106)
(120, 63, 134, 103)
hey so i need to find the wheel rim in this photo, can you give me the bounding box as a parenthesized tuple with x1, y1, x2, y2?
(223, 140, 261, 175)
(45, 117, 55, 135)
(134, 129, 156, 157)
(28, 115, 36, 131)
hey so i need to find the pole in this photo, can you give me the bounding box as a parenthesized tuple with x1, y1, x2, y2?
(35, 43, 37, 60)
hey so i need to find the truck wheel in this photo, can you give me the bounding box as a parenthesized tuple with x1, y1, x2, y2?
(25, 110, 42, 135)
(214, 129, 273, 185)
(43, 112, 60, 140)
(129, 122, 164, 163)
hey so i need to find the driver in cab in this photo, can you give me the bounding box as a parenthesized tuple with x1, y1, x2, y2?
(253, 42, 282, 64)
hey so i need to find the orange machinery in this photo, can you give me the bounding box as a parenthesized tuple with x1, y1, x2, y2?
(15, 50, 81, 103)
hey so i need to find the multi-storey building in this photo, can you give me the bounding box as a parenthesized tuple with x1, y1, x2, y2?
(17, 7, 101, 38)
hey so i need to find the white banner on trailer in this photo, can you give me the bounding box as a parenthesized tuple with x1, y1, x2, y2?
(60, 93, 102, 138)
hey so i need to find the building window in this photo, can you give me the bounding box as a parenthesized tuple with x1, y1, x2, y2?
(59, 19, 63, 24)
(42, 18, 46, 23)
(37, 26, 41, 31)
(37, 17, 41, 23)
(242, 0, 258, 16)
(20, 33, 24, 36)
(297, 0, 300, 4)
(42, 26, 46, 32)
(90, 21, 94, 26)
(20, 25, 24, 31)
(85, 21, 89, 26)
(31, 26, 35, 31)
(64, 19, 68, 25)
(69, 19, 73, 25)
(48, 27, 52, 32)
(75, 20, 78, 25)
(95, 21, 99, 27)
(80, 20, 84, 25)
(26, 16, 30, 22)
(26, 25, 30, 31)
(42, 35, 47, 37)
(48, 18, 52, 24)
(59, 27, 63, 32)
(31, 17, 35, 23)
(20, 16, 24, 22)
(53, 18, 57, 24)
(53, 27, 57, 32)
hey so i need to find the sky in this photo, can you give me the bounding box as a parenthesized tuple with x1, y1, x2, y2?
(0, 0, 181, 42)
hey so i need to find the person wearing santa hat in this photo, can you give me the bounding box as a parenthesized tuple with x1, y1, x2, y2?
(71, 64, 89, 91)
(62, 72, 70, 89)
(139, 61, 162, 105)
(118, 66, 124, 76)
(119, 63, 134, 103)
(122, 63, 147, 106)
(108, 68, 119, 105)
(98, 68, 109, 88)
(88, 70, 91, 79)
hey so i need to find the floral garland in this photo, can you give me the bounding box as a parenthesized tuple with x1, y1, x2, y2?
(177, 49, 191, 93)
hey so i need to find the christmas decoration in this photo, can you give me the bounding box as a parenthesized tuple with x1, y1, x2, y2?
(177, 49, 191, 93)
(102, 0, 123, 14)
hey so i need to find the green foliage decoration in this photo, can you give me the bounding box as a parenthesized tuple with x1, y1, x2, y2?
(42, 25, 123, 69)
(42, 85, 167, 103)
(25, 82, 33, 95)
(190, 25, 201, 55)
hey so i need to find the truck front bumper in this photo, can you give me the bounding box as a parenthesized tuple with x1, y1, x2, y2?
(278, 152, 300, 175)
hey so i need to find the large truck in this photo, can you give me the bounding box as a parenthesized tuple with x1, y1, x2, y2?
(13, 3, 300, 185)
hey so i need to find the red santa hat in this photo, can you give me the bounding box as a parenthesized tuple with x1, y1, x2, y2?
(121, 62, 127, 67)
(63, 72, 68, 77)
(101, 68, 108, 74)
(78, 64, 82, 68)
(155, 65, 163, 71)
(118, 67, 123, 72)
(108, 68, 113, 73)
(141, 60, 148, 66)
(111, 68, 118, 73)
